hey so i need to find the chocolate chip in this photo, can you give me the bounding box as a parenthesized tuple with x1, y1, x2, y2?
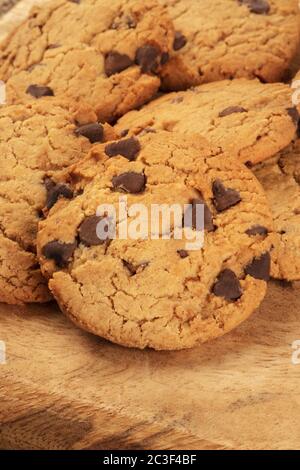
(26, 84, 54, 98)
(239, 0, 270, 14)
(44, 178, 73, 210)
(185, 199, 215, 232)
(122, 260, 148, 276)
(219, 106, 248, 117)
(135, 45, 161, 73)
(112, 172, 146, 194)
(120, 129, 129, 137)
(245, 252, 271, 281)
(126, 16, 137, 28)
(105, 52, 134, 77)
(177, 250, 189, 259)
(246, 225, 269, 236)
(173, 31, 187, 51)
(105, 137, 141, 161)
(75, 123, 104, 143)
(213, 269, 242, 301)
(78, 216, 108, 246)
(287, 107, 300, 135)
(245, 161, 254, 169)
(212, 180, 241, 212)
(161, 52, 170, 65)
(42, 241, 77, 268)
(47, 43, 61, 49)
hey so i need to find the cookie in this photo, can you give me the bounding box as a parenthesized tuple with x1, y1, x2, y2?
(254, 139, 300, 281)
(115, 79, 298, 165)
(37, 132, 274, 350)
(0, 0, 174, 122)
(0, 99, 115, 305)
(160, 0, 300, 91)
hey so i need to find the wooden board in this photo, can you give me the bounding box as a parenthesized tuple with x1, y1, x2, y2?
(1, 0, 300, 451)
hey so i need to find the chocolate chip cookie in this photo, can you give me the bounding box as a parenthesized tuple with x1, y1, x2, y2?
(255, 139, 300, 281)
(160, 0, 300, 91)
(37, 132, 274, 350)
(0, 99, 115, 304)
(115, 79, 298, 165)
(0, 0, 174, 122)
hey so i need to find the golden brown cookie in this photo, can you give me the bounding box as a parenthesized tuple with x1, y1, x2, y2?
(37, 132, 274, 350)
(115, 79, 298, 165)
(0, 0, 174, 122)
(255, 139, 300, 281)
(160, 0, 300, 90)
(0, 99, 115, 304)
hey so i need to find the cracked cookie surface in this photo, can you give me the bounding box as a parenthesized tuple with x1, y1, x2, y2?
(115, 79, 297, 165)
(0, 99, 115, 304)
(160, 0, 300, 90)
(254, 139, 300, 281)
(38, 132, 274, 350)
(0, 0, 174, 122)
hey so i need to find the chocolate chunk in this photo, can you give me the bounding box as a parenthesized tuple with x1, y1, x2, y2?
(135, 45, 161, 73)
(105, 52, 134, 77)
(75, 123, 104, 143)
(26, 85, 54, 98)
(122, 260, 148, 276)
(177, 250, 189, 259)
(42, 241, 76, 267)
(185, 198, 215, 232)
(112, 172, 146, 194)
(45, 178, 73, 210)
(213, 269, 242, 301)
(47, 43, 61, 50)
(120, 129, 129, 137)
(287, 107, 300, 134)
(79, 216, 109, 246)
(126, 16, 137, 28)
(122, 260, 137, 275)
(239, 0, 270, 14)
(245, 252, 271, 281)
(161, 52, 170, 65)
(173, 31, 187, 51)
(219, 106, 248, 117)
(105, 137, 141, 161)
(212, 180, 241, 212)
(246, 225, 269, 236)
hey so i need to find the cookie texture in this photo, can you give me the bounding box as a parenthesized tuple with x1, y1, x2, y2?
(160, 0, 300, 90)
(0, 99, 115, 305)
(254, 139, 300, 281)
(37, 133, 274, 350)
(0, 0, 174, 122)
(115, 79, 297, 165)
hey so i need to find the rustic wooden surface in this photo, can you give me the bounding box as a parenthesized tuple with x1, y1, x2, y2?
(1, 0, 300, 451)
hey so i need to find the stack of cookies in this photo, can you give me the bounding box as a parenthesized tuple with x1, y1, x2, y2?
(0, 0, 299, 350)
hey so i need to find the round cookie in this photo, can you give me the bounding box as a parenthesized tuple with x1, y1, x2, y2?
(160, 0, 300, 91)
(115, 79, 298, 165)
(0, 0, 174, 122)
(0, 99, 115, 305)
(37, 132, 274, 350)
(254, 139, 300, 281)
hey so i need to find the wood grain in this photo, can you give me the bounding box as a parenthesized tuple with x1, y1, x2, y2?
(1, 0, 300, 451)
(1, 281, 300, 450)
